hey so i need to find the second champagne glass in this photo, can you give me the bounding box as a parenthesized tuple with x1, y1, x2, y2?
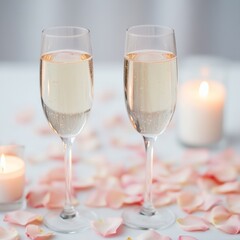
(40, 26, 94, 233)
(123, 25, 178, 229)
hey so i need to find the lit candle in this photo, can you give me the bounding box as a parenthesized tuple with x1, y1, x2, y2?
(178, 79, 225, 147)
(0, 154, 25, 203)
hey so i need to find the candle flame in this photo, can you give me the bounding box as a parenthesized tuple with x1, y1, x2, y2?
(199, 81, 209, 98)
(0, 154, 6, 172)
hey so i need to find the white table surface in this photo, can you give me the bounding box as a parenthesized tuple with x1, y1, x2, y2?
(0, 61, 240, 240)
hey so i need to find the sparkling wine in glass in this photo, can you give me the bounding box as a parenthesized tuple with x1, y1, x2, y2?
(122, 25, 178, 229)
(40, 26, 94, 233)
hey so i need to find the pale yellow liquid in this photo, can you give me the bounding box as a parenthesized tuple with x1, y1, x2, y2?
(124, 50, 177, 136)
(40, 51, 93, 138)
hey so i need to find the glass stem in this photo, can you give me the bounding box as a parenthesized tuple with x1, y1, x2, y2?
(140, 136, 157, 216)
(60, 137, 77, 219)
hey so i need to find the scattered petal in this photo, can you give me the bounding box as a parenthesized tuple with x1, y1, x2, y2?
(72, 177, 95, 190)
(26, 185, 49, 208)
(136, 229, 172, 240)
(177, 191, 203, 213)
(177, 215, 209, 232)
(0, 226, 19, 240)
(15, 107, 35, 124)
(26, 224, 54, 240)
(4, 210, 42, 226)
(106, 189, 125, 209)
(91, 217, 122, 237)
(198, 193, 222, 212)
(178, 236, 198, 240)
(197, 177, 219, 193)
(209, 205, 231, 224)
(204, 163, 238, 183)
(226, 194, 240, 214)
(214, 214, 240, 234)
(85, 189, 107, 207)
(212, 181, 240, 194)
(154, 192, 177, 207)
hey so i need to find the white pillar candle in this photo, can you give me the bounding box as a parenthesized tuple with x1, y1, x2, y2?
(178, 80, 225, 147)
(0, 154, 25, 203)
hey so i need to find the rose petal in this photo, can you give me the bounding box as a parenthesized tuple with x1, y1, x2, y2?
(15, 107, 34, 124)
(208, 205, 231, 225)
(124, 183, 144, 196)
(26, 224, 54, 240)
(154, 192, 177, 207)
(39, 167, 66, 184)
(85, 189, 107, 207)
(212, 181, 240, 194)
(177, 191, 203, 213)
(226, 194, 240, 214)
(91, 217, 122, 237)
(198, 193, 222, 211)
(177, 215, 209, 232)
(153, 182, 181, 194)
(124, 195, 143, 205)
(178, 236, 198, 240)
(72, 177, 95, 190)
(4, 210, 42, 226)
(106, 189, 125, 209)
(197, 177, 219, 193)
(214, 214, 240, 234)
(162, 167, 197, 185)
(26, 185, 49, 208)
(0, 226, 19, 240)
(136, 229, 172, 240)
(204, 163, 238, 183)
(35, 125, 52, 135)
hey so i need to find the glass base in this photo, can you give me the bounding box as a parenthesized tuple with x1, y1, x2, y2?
(44, 207, 97, 234)
(122, 207, 175, 230)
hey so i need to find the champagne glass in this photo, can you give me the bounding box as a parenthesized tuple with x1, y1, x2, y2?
(122, 25, 177, 229)
(40, 26, 94, 233)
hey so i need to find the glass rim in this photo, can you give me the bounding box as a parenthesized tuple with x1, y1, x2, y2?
(42, 26, 90, 38)
(126, 24, 174, 38)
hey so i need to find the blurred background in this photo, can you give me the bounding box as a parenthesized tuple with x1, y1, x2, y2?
(0, 0, 240, 63)
(0, 0, 240, 140)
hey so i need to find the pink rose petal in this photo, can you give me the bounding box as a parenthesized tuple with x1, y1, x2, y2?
(198, 193, 222, 212)
(226, 194, 240, 214)
(177, 215, 209, 232)
(208, 205, 231, 225)
(153, 182, 181, 194)
(197, 177, 219, 193)
(178, 236, 198, 240)
(204, 163, 238, 183)
(212, 181, 240, 194)
(162, 166, 197, 185)
(153, 192, 177, 207)
(85, 189, 107, 207)
(136, 229, 172, 240)
(4, 210, 43, 226)
(124, 195, 143, 205)
(26, 224, 54, 240)
(91, 217, 122, 237)
(214, 214, 240, 234)
(26, 185, 49, 208)
(207, 205, 240, 234)
(15, 107, 35, 124)
(39, 167, 66, 184)
(177, 191, 203, 213)
(124, 183, 144, 196)
(106, 189, 125, 209)
(0, 226, 19, 240)
(72, 177, 95, 190)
